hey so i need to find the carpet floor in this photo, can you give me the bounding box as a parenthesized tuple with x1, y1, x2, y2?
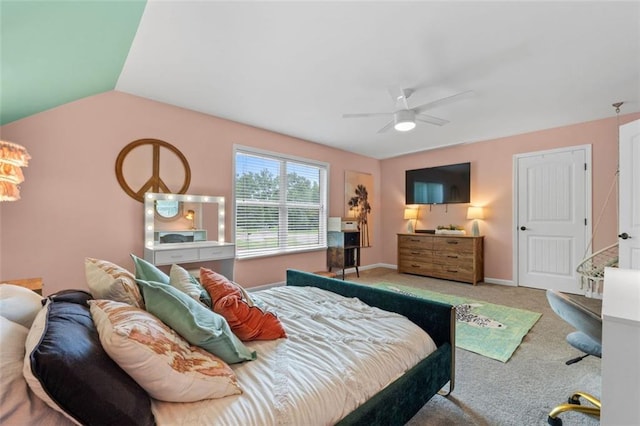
(345, 268, 601, 426)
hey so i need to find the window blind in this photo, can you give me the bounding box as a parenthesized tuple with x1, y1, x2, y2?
(234, 148, 327, 258)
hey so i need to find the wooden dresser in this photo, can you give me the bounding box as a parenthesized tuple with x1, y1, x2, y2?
(397, 233, 484, 285)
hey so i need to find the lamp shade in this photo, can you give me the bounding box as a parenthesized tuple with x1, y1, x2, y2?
(466, 206, 484, 220)
(0, 141, 31, 202)
(404, 208, 418, 220)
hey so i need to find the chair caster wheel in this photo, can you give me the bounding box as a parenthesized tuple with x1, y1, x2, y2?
(548, 416, 562, 426)
(568, 395, 581, 405)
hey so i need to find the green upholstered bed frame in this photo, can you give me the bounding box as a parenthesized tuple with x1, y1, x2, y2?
(285, 270, 456, 426)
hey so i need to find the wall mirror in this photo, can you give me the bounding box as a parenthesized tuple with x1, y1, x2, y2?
(144, 192, 226, 249)
(154, 199, 182, 219)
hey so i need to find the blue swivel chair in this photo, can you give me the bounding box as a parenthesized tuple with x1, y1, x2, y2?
(546, 289, 602, 426)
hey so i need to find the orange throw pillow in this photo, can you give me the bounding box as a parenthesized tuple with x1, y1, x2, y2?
(214, 294, 286, 341)
(200, 267, 286, 341)
(199, 268, 242, 302)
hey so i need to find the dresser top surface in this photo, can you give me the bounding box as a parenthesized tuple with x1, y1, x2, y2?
(398, 233, 483, 239)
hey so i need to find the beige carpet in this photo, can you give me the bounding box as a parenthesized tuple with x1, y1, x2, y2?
(345, 268, 601, 426)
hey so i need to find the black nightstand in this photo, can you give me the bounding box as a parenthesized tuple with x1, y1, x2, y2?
(327, 230, 360, 279)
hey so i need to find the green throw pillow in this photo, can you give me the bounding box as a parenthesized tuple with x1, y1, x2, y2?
(136, 279, 256, 364)
(130, 254, 170, 284)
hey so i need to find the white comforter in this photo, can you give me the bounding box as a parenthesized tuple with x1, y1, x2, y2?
(151, 286, 436, 426)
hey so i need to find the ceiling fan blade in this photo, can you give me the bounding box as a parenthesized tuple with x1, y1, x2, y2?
(413, 90, 474, 113)
(416, 114, 450, 126)
(377, 120, 395, 133)
(343, 112, 391, 118)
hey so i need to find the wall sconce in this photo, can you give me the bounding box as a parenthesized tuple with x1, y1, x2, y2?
(403, 207, 419, 233)
(0, 141, 31, 202)
(184, 209, 196, 229)
(466, 206, 485, 236)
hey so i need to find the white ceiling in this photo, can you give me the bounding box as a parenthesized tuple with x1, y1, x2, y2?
(116, 1, 640, 159)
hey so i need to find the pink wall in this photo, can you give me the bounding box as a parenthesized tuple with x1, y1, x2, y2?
(0, 91, 381, 294)
(380, 112, 640, 283)
(1, 89, 636, 294)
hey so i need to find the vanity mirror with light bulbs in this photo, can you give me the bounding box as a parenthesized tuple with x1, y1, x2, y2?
(143, 192, 235, 278)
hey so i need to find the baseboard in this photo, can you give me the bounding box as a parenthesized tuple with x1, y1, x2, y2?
(361, 263, 396, 270)
(484, 277, 515, 286)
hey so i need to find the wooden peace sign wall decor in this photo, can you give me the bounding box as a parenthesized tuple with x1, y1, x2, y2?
(115, 139, 191, 202)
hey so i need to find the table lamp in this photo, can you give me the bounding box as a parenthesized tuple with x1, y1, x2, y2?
(403, 208, 418, 233)
(466, 206, 484, 236)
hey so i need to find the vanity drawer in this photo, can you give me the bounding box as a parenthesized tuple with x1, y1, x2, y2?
(199, 245, 235, 260)
(155, 248, 199, 264)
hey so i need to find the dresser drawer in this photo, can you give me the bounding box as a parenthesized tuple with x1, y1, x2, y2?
(199, 245, 235, 260)
(431, 265, 474, 283)
(155, 248, 199, 264)
(398, 247, 433, 262)
(399, 259, 434, 275)
(432, 251, 474, 266)
(398, 235, 433, 250)
(433, 237, 474, 253)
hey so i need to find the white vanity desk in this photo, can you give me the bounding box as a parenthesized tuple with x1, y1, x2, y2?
(601, 267, 640, 425)
(143, 193, 235, 279)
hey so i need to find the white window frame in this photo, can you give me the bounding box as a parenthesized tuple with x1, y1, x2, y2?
(233, 145, 329, 259)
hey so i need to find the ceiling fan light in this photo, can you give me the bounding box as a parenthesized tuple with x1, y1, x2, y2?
(394, 110, 416, 132)
(394, 121, 416, 132)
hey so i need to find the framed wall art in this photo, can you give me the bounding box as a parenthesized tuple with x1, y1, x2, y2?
(344, 170, 373, 247)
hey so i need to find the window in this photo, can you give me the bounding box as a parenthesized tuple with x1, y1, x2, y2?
(234, 146, 328, 258)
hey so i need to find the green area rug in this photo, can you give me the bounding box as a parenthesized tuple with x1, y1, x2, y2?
(373, 283, 542, 362)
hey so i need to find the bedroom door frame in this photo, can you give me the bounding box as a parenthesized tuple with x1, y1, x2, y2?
(512, 144, 592, 293)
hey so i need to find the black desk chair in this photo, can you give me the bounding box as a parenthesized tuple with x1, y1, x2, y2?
(546, 289, 602, 426)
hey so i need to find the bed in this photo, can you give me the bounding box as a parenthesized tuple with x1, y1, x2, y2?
(0, 267, 455, 426)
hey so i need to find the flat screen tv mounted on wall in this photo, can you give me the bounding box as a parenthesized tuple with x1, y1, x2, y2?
(405, 162, 471, 204)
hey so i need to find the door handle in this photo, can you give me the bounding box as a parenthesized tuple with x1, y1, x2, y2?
(520, 226, 527, 231)
(618, 232, 631, 240)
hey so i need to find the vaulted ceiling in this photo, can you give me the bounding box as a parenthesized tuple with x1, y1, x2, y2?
(2, 1, 639, 159)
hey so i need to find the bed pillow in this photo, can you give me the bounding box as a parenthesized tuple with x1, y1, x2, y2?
(215, 293, 287, 341)
(89, 299, 242, 402)
(23, 294, 154, 426)
(169, 264, 212, 308)
(200, 268, 285, 341)
(136, 279, 256, 364)
(200, 267, 257, 306)
(0, 283, 43, 328)
(85, 257, 144, 309)
(1, 316, 72, 426)
(131, 254, 170, 283)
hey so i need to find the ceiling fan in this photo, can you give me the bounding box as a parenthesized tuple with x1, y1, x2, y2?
(343, 87, 473, 133)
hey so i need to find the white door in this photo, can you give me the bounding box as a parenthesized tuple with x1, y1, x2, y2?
(515, 146, 590, 294)
(619, 119, 640, 269)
